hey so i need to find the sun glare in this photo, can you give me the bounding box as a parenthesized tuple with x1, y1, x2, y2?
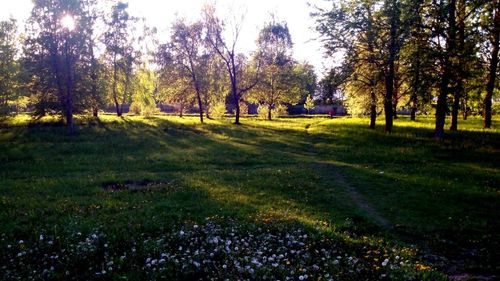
(61, 14, 75, 31)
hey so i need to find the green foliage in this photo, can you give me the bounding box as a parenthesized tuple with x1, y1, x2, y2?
(129, 68, 158, 116)
(304, 95, 314, 113)
(315, 0, 499, 131)
(0, 18, 20, 115)
(249, 18, 313, 120)
(210, 99, 227, 118)
(103, 1, 139, 116)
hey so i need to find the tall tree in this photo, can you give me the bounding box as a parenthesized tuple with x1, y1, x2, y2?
(203, 4, 260, 124)
(0, 18, 20, 114)
(24, 0, 92, 133)
(434, 0, 458, 139)
(483, 0, 500, 128)
(380, 0, 402, 132)
(315, 0, 383, 129)
(103, 1, 138, 117)
(161, 19, 208, 123)
(249, 19, 296, 120)
(400, 0, 436, 121)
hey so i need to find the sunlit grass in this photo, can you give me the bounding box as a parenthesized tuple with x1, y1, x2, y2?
(0, 114, 498, 279)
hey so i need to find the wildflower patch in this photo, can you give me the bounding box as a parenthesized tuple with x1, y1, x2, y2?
(0, 219, 444, 280)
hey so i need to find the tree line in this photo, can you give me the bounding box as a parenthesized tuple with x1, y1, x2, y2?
(314, 0, 499, 138)
(0, 0, 316, 132)
(0, 0, 498, 138)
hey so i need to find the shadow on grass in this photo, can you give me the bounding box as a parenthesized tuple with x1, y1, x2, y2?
(0, 115, 499, 275)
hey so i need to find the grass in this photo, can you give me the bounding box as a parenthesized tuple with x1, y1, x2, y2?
(0, 114, 498, 280)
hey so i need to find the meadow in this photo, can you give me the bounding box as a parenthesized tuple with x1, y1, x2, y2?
(0, 114, 498, 280)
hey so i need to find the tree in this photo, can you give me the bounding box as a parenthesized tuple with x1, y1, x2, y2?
(483, 0, 500, 128)
(318, 65, 351, 105)
(161, 19, 208, 123)
(249, 19, 296, 120)
(203, 55, 228, 119)
(0, 18, 20, 115)
(130, 67, 157, 116)
(400, 0, 436, 121)
(156, 60, 194, 118)
(379, 0, 406, 132)
(81, 0, 105, 117)
(203, 4, 260, 124)
(314, 0, 385, 129)
(24, 0, 94, 133)
(304, 94, 314, 114)
(103, 1, 138, 117)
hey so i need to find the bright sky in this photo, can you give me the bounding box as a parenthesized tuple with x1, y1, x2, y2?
(0, 0, 333, 77)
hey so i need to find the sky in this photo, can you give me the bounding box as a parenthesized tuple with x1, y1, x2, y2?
(0, 0, 333, 77)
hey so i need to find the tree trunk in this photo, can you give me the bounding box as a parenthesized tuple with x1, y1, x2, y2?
(232, 83, 240, 125)
(120, 72, 130, 118)
(93, 107, 98, 117)
(410, 106, 417, 121)
(234, 102, 240, 124)
(410, 91, 418, 121)
(462, 98, 468, 120)
(370, 89, 376, 129)
(451, 0, 466, 131)
(450, 92, 460, 131)
(384, 0, 398, 133)
(64, 36, 74, 135)
(112, 54, 121, 117)
(392, 99, 398, 119)
(267, 105, 272, 120)
(393, 63, 400, 120)
(484, 0, 500, 128)
(384, 64, 394, 132)
(435, 0, 456, 140)
(196, 93, 204, 124)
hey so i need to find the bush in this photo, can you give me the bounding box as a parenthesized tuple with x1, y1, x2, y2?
(130, 101, 159, 117)
(210, 100, 227, 118)
(258, 104, 288, 119)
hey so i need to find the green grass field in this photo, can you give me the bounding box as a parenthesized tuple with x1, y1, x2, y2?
(0, 114, 499, 280)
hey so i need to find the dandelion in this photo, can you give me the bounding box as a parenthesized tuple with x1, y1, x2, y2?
(382, 258, 389, 267)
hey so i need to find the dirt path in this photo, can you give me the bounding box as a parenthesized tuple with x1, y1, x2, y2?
(312, 163, 392, 229)
(304, 121, 392, 230)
